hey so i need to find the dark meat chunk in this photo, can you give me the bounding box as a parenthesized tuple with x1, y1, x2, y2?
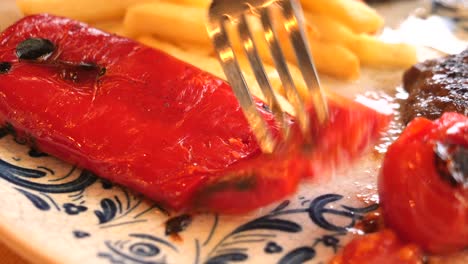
(401, 49, 467, 124)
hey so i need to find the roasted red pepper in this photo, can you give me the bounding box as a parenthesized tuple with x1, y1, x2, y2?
(0, 15, 389, 213)
(379, 112, 468, 254)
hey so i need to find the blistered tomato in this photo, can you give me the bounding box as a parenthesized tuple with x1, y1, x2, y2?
(379, 112, 467, 254)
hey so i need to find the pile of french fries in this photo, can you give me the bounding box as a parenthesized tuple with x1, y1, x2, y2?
(17, 0, 417, 89)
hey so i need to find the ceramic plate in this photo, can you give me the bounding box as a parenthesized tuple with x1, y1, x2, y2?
(0, 1, 466, 263)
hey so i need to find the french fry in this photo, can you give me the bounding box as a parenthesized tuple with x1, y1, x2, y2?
(252, 13, 360, 80)
(305, 13, 417, 69)
(16, 0, 158, 22)
(305, 13, 356, 47)
(125, 1, 320, 48)
(162, 0, 210, 8)
(353, 35, 417, 68)
(301, 0, 384, 34)
(309, 40, 360, 80)
(125, 1, 346, 80)
(91, 20, 129, 36)
(124, 2, 318, 44)
(177, 42, 214, 57)
(124, 1, 209, 43)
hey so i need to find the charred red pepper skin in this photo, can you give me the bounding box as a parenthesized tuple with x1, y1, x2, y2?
(0, 15, 389, 213)
(379, 113, 468, 254)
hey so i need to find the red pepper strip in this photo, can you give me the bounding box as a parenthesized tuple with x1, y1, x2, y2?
(379, 112, 468, 254)
(198, 95, 391, 213)
(0, 15, 390, 213)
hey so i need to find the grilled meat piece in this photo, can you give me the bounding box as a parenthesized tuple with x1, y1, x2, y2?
(401, 49, 467, 124)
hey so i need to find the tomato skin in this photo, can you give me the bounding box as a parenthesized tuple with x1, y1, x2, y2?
(379, 113, 468, 254)
(330, 229, 423, 264)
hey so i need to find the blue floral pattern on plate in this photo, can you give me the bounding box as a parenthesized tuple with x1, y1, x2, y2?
(0, 132, 380, 264)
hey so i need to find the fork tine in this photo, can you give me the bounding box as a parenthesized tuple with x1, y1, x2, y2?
(260, 6, 310, 137)
(207, 18, 277, 153)
(279, 0, 328, 124)
(237, 13, 289, 136)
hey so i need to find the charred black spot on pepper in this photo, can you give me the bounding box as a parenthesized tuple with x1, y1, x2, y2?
(78, 62, 98, 71)
(235, 175, 256, 191)
(60, 68, 79, 82)
(0, 62, 11, 74)
(3, 122, 16, 137)
(77, 62, 105, 75)
(165, 214, 192, 236)
(58, 61, 105, 83)
(27, 137, 48, 158)
(0, 127, 10, 139)
(434, 142, 468, 188)
(16, 38, 55, 61)
(28, 148, 49, 158)
(0, 123, 36, 146)
(201, 173, 256, 194)
(261, 103, 272, 113)
(99, 67, 106, 76)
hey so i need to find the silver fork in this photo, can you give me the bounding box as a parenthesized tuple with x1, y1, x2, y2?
(206, 0, 328, 154)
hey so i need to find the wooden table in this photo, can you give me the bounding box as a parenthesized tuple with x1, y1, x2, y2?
(0, 243, 28, 264)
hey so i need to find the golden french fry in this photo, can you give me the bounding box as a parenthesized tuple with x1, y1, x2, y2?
(226, 13, 357, 82)
(125, 2, 319, 53)
(126, 1, 344, 81)
(16, 0, 158, 22)
(177, 42, 214, 57)
(309, 40, 360, 80)
(305, 13, 357, 47)
(91, 20, 129, 36)
(138, 36, 184, 55)
(353, 35, 417, 68)
(301, 0, 384, 34)
(124, 1, 209, 43)
(162, 0, 210, 8)
(305, 13, 417, 69)
(251, 13, 360, 80)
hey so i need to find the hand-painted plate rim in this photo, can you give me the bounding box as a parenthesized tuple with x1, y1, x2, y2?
(0, 216, 57, 264)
